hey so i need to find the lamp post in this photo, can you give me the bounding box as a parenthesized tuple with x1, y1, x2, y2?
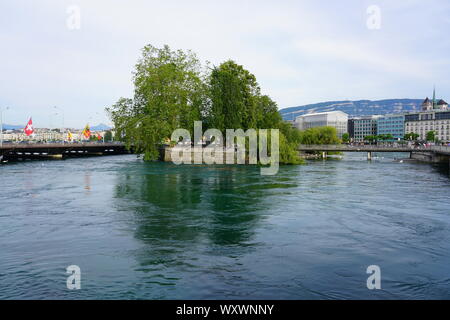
(0, 107, 10, 148)
(53, 106, 64, 143)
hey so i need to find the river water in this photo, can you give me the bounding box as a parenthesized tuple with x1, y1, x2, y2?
(1, 153, 449, 299)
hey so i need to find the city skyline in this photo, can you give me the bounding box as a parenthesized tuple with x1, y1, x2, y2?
(1, 0, 449, 128)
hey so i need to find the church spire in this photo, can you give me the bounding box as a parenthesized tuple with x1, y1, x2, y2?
(433, 85, 436, 109)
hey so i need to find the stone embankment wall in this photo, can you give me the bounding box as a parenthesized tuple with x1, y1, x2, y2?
(411, 152, 449, 163)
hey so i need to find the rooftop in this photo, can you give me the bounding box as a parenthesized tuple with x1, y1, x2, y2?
(299, 110, 348, 117)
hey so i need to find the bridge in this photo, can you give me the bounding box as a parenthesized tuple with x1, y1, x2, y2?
(298, 144, 450, 162)
(2, 142, 450, 165)
(0, 142, 130, 162)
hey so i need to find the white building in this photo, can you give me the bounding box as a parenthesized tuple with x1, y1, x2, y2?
(295, 111, 348, 138)
(405, 110, 450, 142)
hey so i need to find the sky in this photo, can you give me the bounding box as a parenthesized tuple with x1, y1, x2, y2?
(1, 0, 449, 128)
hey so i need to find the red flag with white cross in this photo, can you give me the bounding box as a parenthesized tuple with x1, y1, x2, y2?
(24, 118, 34, 136)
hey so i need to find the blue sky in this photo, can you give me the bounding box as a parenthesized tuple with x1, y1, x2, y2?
(1, 0, 449, 128)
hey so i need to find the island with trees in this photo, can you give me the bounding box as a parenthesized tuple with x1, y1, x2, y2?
(107, 44, 341, 165)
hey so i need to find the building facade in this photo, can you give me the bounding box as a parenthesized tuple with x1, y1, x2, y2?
(405, 110, 450, 142)
(377, 114, 405, 141)
(351, 115, 381, 142)
(295, 111, 348, 138)
(347, 119, 355, 140)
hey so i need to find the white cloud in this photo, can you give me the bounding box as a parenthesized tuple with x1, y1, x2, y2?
(0, 0, 449, 126)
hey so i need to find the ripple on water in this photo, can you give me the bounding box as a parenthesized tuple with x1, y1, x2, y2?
(1, 154, 450, 299)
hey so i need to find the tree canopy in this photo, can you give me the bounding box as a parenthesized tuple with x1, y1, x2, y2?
(404, 132, 419, 141)
(426, 131, 436, 142)
(299, 127, 341, 145)
(342, 133, 350, 143)
(107, 44, 303, 164)
(107, 45, 205, 160)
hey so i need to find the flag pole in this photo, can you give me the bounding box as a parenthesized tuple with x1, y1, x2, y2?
(1, 108, 3, 148)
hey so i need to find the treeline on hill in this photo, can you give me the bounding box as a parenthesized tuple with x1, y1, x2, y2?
(107, 44, 339, 164)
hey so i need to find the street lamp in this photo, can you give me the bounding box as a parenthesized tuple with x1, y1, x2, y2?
(0, 107, 10, 148)
(53, 106, 65, 143)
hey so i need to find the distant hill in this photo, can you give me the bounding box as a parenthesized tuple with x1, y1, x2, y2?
(2, 124, 23, 130)
(90, 123, 112, 131)
(279, 99, 423, 121)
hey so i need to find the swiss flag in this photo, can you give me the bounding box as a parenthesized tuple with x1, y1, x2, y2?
(24, 118, 34, 136)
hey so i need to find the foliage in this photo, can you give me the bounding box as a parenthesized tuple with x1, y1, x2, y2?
(377, 134, 394, 141)
(278, 132, 304, 164)
(364, 135, 377, 144)
(106, 44, 205, 160)
(204, 60, 260, 131)
(298, 126, 341, 145)
(104, 130, 113, 142)
(404, 132, 419, 141)
(277, 122, 304, 164)
(107, 45, 303, 164)
(256, 95, 283, 129)
(364, 134, 396, 144)
(342, 132, 350, 143)
(426, 131, 436, 142)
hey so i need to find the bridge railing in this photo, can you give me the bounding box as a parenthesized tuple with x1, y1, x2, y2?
(0, 142, 125, 150)
(430, 145, 450, 154)
(298, 144, 428, 151)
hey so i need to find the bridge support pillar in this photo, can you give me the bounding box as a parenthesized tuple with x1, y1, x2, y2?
(322, 151, 326, 159)
(367, 152, 372, 161)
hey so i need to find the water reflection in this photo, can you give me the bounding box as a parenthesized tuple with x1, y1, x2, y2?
(113, 164, 283, 247)
(112, 163, 299, 279)
(432, 162, 450, 178)
(84, 172, 91, 194)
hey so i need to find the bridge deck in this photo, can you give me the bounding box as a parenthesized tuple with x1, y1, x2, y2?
(0, 142, 130, 161)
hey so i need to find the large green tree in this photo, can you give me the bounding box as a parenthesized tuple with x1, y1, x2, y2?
(256, 95, 283, 129)
(107, 44, 205, 160)
(299, 127, 341, 145)
(342, 132, 350, 143)
(104, 130, 113, 142)
(204, 60, 303, 164)
(205, 60, 260, 131)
